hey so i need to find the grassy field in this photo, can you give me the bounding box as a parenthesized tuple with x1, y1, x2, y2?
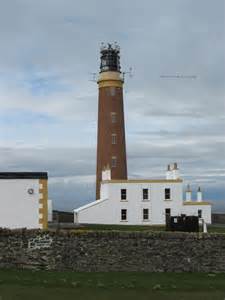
(75, 224, 166, 231)
(0, 270, 225, 300)
(70, 223, 225, 233)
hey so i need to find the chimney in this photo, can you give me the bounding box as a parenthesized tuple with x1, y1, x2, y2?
(172, 162, 180, 179)
(166, 162, 180, 180)
(197, 186, 202, 202)
(185, 184, 192, 202)
(102, 165, 111, 181)
(166, 164, 172, 179)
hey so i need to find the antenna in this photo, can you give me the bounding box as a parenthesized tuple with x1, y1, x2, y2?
(113, 41, 120, 52)
(122, 67, 134, 81)
(100, 42, 105, 51)
(89, 72, 97, 82)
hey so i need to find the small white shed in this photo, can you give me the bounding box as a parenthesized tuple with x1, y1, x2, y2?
(0, 172, 48, 229)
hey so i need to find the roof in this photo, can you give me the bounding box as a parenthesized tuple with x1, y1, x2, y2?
(102, 179, 183, 184)
(74, 198, 108, 213)
(183, 201, 211, 206)
(0, 172, 48, 180)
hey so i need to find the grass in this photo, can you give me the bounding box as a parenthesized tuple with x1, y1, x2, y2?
(208, 225, 225, 233)
(75, 224, 166, 231)
(70, 223, 225, 234)
(0, 270, 225, 299)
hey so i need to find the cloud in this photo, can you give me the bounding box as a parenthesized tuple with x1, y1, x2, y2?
(0, 0, 224, 211)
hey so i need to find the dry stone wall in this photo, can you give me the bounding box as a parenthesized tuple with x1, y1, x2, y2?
(0, 228, 225, 272)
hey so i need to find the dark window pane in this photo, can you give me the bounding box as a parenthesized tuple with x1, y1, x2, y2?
(121, 209, 127, 220)
(165, 208, 171, 215)
(143, 209, 149, 220)
(165, 188, 171, 200)
(143, 189, 148, 200)
(121, 189, 127, 200)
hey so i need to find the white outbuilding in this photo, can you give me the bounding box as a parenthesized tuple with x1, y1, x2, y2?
(0, 172, 48, 229)
(74, 163, 211, 225)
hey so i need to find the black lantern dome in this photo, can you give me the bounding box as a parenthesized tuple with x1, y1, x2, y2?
(100, 43, 121, 73)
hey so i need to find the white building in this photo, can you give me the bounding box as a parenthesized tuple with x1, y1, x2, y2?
(0, 172, 48, 229)
(74, 163, 211, 225)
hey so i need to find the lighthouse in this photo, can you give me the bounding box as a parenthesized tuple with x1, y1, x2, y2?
(96, 43, 128, 199)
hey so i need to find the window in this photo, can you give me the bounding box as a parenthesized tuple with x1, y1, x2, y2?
(112, 134, 117, 144)
(121, 209, 127, 221)
(198, 209, 202, 218)
(165, 208, 171, 225)
(111, 112, 117, 123)
(143, 189, 149, 200)
(143, 209, 149, 220)
(111, 156, 117, 168)
(121, 189, 127, 200)
(165, 188, 171, 200)
(110, 87, 116, 96)
(165, 208, 171, 215)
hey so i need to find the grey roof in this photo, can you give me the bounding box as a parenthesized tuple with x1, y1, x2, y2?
(0, 172, 48, 179)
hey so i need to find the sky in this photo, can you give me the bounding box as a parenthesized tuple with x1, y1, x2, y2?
(0, 0, 224, 212)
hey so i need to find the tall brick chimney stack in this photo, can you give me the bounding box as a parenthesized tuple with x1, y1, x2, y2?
(96, 43, 127, 199)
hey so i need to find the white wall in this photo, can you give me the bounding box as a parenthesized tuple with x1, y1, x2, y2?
(107, 182, 183, 225)
(76, 198, 115, 224)
(0, 179, 41, 229)
(75, 180, 212, 225)
(76, 181, 185, 225)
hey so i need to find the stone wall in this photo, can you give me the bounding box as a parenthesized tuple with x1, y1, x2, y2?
(0, 228, 225, 272)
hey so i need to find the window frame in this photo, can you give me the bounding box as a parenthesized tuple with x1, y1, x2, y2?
(121, 209, 127, 221)
(112, 133, 117, 145)
(121, 189, 127, 201)
(143, 208, 149, 221)
(142, 188, 149, 201)
(111, 112, 117, 123)
(165, 188, 171, 200)
(111, 156, 117, 168)
(110, 86, 116, 96)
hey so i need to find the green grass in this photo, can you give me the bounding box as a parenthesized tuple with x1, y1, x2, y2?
(76, 224, 166, 231)
(0, 270, 225, 300)
(70, 223, 225, 234)
(208, 225, 225, 233)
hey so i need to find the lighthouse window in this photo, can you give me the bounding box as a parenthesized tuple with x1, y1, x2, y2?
(165, 188, 171, 200)
(111, 156, 117, 167)
(110, 87, 116, 96)
(198, 209, 202, 218)
(112, 134, 117, 144)
(121, 209, 127, 221)
(111, 112, 117, 123)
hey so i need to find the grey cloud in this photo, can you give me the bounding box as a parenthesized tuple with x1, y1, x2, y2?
(0, 147, 95, 177)
(0, 0, 224, 211)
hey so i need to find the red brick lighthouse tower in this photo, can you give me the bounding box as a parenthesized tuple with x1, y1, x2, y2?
(96, 43, 127, 199)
